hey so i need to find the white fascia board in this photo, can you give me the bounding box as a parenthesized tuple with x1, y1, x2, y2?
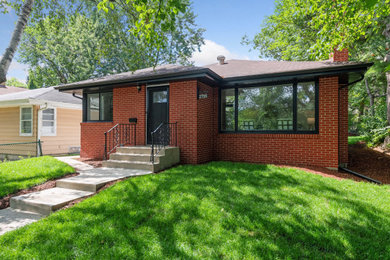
(30, 99, 82, 110)
(0, 99, 31, 108)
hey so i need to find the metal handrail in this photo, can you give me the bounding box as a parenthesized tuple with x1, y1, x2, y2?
(150, 122, 177, 164)
(104, 123, 136, 160)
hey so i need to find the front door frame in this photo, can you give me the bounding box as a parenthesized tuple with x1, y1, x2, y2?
(146, 84, 170, 144)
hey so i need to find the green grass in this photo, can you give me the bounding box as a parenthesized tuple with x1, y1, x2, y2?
(1, 162, 390, 259)
(0, 156, 75, 198)
(348, 135, 367, 145)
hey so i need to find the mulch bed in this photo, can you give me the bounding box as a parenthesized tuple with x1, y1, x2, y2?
(0, 172, 79, 210)
(75, 157, 103, 168)
(285, 142, 390, 185)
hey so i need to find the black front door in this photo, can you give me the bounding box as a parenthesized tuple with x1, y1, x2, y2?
(147, 86, 169, 144)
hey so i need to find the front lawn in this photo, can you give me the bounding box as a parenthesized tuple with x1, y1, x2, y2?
(0, 156, 75, 198)
(1, 162, 389, 259)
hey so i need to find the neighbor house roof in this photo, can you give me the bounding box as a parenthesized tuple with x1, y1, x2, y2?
(55, 59, 373, 93)
(0, 87, 82, 108)
(0, 85, 28, 95)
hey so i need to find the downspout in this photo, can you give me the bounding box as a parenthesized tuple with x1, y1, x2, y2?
(338, 73, 365, 90)
(37, 102, 48, 156)
(337, 72, 382, 184)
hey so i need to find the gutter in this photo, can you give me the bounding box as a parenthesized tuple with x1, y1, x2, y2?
(339, 73, 365, 90)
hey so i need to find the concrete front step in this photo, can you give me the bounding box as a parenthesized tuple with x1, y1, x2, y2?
(56, 168, 151, 192)
(104, 146, 180, 173)
(102, 160, 156, 172)
(116, 146, 153, 155)
(110, 153, 160, 163)
(10, 188, 93, 216)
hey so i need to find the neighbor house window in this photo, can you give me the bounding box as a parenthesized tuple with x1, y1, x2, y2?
(86, 92, 113, 121)
(20, 106, 33, 136)
(220, 81, 318, 133)
(41, 108, 56, 136)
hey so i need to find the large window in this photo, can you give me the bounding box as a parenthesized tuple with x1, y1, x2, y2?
(86, 92, 113, 121)
(220, 81, 318, 133)
(20, 106, 33, 136)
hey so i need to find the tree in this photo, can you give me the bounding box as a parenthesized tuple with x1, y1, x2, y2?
(16, 0, 203, 87)
(6, 77, 26, 87)
(1, 0, 203, 86)
(246, 0, 390, 127)
(0, 0, 34, 85)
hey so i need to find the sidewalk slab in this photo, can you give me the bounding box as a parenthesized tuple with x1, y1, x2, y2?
(56, 168, 152, 192)
(55, 156, 94, 171)
(0, 208, 42, 236)
(10, 188, 93, 216)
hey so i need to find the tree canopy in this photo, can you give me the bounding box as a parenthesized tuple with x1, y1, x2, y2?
(0, 0, 204, 86)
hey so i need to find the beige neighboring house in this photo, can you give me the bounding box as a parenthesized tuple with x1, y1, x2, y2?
(0, 87, 82, 158)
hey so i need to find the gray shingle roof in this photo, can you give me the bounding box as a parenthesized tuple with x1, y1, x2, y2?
(55, 59, 372, 91)
(0, 87, 81, 104)
(204, 60, 365, 78)
(0, 85, 28, 95)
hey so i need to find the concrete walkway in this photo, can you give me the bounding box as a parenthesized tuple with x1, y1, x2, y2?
(0, 156, 151, 236)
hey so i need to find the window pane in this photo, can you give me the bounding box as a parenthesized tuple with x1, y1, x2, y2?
(221, 89, 235, 131)
(238, 84, 293, 131)
(42, 121, 54, 127)
(297, 82, 316, 131)
(100, 92, 113, 121)
(42, 109, 54, 120)
(153, 91, 168, 103)
(21, 120, 32, 134)
(87, 93, 100, 121)
(21, 107, 32, 120)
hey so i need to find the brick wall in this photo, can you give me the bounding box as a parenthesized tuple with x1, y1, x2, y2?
(212, 76, 340, 168)
(80, 122, 114, 159)
(338, 86, 349, 165)
(169, 80, 198, 164)
(196, 82, 215, 163)
(114, 84, 146, 145)
(80, 76, 346, 168)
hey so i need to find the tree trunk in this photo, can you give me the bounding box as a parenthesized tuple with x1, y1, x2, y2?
(364, 78, 375, 116)
(387, 72, 390, 125)
(0, 0, 34, 85)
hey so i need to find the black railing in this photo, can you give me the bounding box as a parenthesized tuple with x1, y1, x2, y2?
(104, 123, 136, 160)
(150, 122, 177, 164)
(0, 140, 43, 161)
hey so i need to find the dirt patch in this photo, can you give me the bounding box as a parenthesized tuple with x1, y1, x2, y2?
(0, 172, 79, 210)
(347, 143, 390, 184)
(75, 157, 103, 168)
(279, 143, 390, 185)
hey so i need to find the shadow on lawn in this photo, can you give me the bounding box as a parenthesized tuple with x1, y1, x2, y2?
(1, 162, 389, 259)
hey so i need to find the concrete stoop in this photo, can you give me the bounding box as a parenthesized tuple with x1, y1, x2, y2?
(102, 146, 180, 173)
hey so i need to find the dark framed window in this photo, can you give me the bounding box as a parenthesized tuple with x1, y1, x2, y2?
(85, 92, 113, 122)
(220, 80, 319, 134)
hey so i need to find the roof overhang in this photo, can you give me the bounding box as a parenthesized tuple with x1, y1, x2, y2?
(56, 69, 222, 95)
(0, 98, 81, 109)
(55, 62, 373, 94)
(220, 62, 373, 87)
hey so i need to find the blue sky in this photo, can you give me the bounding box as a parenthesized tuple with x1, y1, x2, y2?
(0, 0, 275, 83)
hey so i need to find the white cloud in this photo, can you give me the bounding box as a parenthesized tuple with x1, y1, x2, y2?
(190, 39, 249, 66)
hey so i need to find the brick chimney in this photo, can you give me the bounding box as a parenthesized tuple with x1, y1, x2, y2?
(329, 48, 348, 62)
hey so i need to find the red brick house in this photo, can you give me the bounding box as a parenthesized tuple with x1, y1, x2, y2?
(57, 50, 371, 170)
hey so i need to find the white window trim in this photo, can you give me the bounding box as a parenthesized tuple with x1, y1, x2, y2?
(20, 106, 33, 137)
(40, 107, 57, 137)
